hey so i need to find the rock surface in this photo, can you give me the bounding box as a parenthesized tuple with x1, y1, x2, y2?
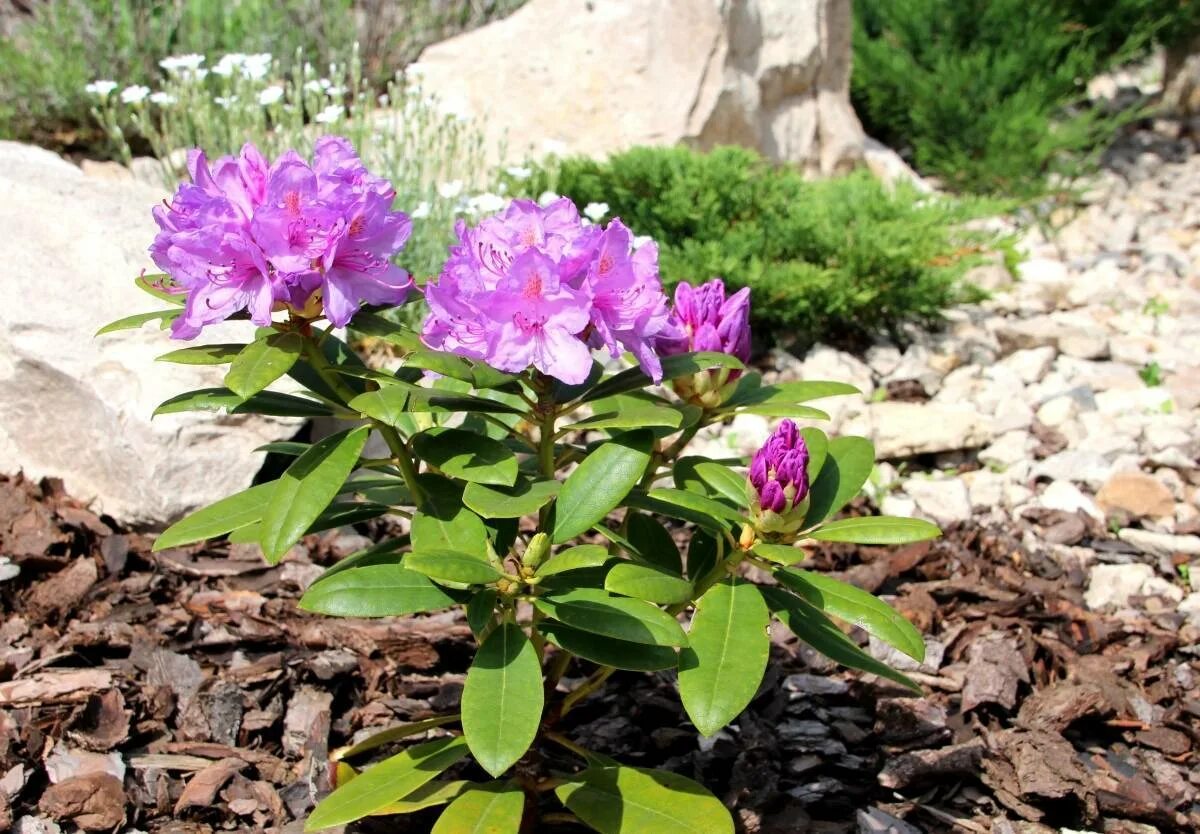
(411, 0, 866, 175)
(0, 142, 300, 525)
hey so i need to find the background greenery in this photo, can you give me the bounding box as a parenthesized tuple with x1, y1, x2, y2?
(507, 146, 1005, 351)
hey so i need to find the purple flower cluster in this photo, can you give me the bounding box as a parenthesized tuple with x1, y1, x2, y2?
(750, 420, 810, 514)
(150, 137, 412, 338)
(422, 199, 673, 385)
(657, 278, 751, 365)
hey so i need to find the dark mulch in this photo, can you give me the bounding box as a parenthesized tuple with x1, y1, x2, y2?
(1, 472, 1197, 833)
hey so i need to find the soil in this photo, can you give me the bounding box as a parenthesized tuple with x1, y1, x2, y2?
(0, 472, 1196, 833)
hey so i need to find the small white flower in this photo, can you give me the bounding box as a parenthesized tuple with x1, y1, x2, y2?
(438, 179, 464, 199)
(505, 165, 532, 180)
(183, 68, 209, 83)
(314, 103, 344, 124)
(469, 192, 506, 214)
(540, 138, 568, 156)
(120, 85, 150, 104)
(149, 91, 177, 106)
(538, 190, 560, 206)
(258, 85, 285, 106)
(583, 201, 609, 222)
(377, 93, 390, 106)
(303, 79, 325, 94)
(214, 95, 238, 109)
(85, 80, 118, 97)
(326, 85, 348, 98)
(241, 53, 272, 81)
(213, 53, 246, 77)
(411, 201, 431, 219)
(159, 54, 205, 73)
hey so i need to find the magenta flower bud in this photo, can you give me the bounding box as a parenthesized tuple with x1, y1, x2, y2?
(749, 420, 810, 515)
(657, 278, 752, 363)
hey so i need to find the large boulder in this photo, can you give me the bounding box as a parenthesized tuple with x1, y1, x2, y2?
(0, 142, 301, 526)
(411, 0, 865, 175)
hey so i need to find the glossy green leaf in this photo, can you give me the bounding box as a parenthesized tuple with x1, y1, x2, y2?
(534, 589, 687, 647)
(463, 479, 560, 519)
(432, 782, 524, 833)
(725, 379, 859, 408)
(801, 436, 875, 528)
(156, 343, 245, 365)
(95, 308, 179, 335)
(134, 273, 185, 305)
(775, 568, 925, 660)
(535, 544, 610, 577)
(348, 310, 423, 351)
(412, 475, 490, 558)
(154, 387, 333, 417)
(259, 427, 370, 563)
(624, 492, 729, 534)
(373, 780, 469, 816)
(582, 352, 744, 403)
(647, 488, 741, 525)
(404, 349, 476, 382)
(678, 579, 770, 736)
(467, 589, 498, 638)
(407, 389, 525, 416)
(461, 624, 543, 777)
(692, 462, 750, 508)
(406, 550, 503, 586)
(552, 430, 653, 543)
(289, 329, 367, 401)
(799, 427, 828, 484)
(308, 538, 406, 584)
(750, 542, 806, 566)
(225, 332, 303, 398)
(761, 585, 920, 692)
(349, 385, 412, 426)
(299, 564, 456, 617)
(686, 530, 719, 582)
(556, 766, 734, 834)
(565, 401, 684, 433)
(334, 715, 462, 761)
(413, 428, 518, 486)
(537, 621, 678, 671)
(605, 562, 693, 605)
(727, 403, 830, 420)
(808, 515, 942, 545)
(625, 513, 683, 573)
(305, 736, 469, 830)
(153, 481, 275, 551)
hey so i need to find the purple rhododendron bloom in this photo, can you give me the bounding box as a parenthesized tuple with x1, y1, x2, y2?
(150, 137, 412, 338)
(657, 278, 751, 364)
(749, 419, 810, 514)
(421, 198, 672, 384)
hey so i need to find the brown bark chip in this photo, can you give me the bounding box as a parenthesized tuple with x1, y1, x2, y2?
(38, 773, 126, 831)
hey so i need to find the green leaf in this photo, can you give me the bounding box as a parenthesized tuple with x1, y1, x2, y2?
(432, 782, 525, 833)
(692, 462, 750, 508)
(535, 544, 610, 577)
(534, 589, 687, 647)
(801, 436, 875, 528)
(95, 308, 180, 335)
(412, 475, 490, 558)
(552, 430, 653, 544)
(582, 352, 744, 403)
(406, 550, 503, 586)
(646, 488, 741, 526)
(808, 515, 942, 545)
(305, 736, 469, 830)
(461, 624, 543, 777)
(724, 379, 859, 408)
(310, 538, 406, 584)
(155, 343, 246, 365)
(407, 389, 525, 416)
(413, 428, 518, 487)
(154, 387, 333, 417)
(556, 766, 734, 834)
(153, 481, 275, 551)
(624, 493, 729, 534)
(799, 427, 828, 485)
(727, 403, 831, 420)
(404, 349, 476, 382)
(605, 562, 693, 605)
(349, 385, 411, 427)
(374, 780, 469, 815)
(761, 586, 920, 693)
(678, 579, 770, 737)
(259, 427, 370, 563)
(134, 273, 185, 305)
(624, 513, 682, 573)
(467, 589, 498, 638)
(348, 310, 423, 351)
(334, 715, 462, 761)
(463, 479, 560, 519)
(299, 564, 456, 617)
(564, 400, 684, 433)
(686, 530, 719, 581)
(775, 568, 925, 661)
(224, 333, 303, 398)
(750, 542, 805, 566)
(537, 621, 678, 671)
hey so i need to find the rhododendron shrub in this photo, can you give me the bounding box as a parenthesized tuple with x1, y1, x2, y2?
(101, 139, 940, 834)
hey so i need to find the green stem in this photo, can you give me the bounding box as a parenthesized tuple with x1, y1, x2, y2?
(560, 666, 615, 717)
(544, 732, 594, 762)
(543, 648, 573, 696)
(376, 421, 425, 506)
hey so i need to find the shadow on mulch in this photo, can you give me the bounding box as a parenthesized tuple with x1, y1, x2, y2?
(0, 472, 1196, 833)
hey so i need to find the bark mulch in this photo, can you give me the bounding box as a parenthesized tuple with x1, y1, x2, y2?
(0, 472, 1196, 833)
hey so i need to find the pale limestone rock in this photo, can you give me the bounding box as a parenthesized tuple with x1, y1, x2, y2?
(0, 142, 300, 525)
(840, 402, 993, 459)
(412, 0, 866, 175)
(1118, 529, 1200, 559)
(902, 476, 972, 526)
(1039, 480, 1103, 521)
(1096, 471, 1177, 519)
(979, 431, 1035, 469)
(1085, 563, 1183, 611)
(996, 347, 1056, 385)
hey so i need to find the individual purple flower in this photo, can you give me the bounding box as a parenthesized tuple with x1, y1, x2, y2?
(749, 419, 810, 517)
(149, 137, 412, 338)
(657, 278, 751, 363)
(421, 198, 670, 385)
